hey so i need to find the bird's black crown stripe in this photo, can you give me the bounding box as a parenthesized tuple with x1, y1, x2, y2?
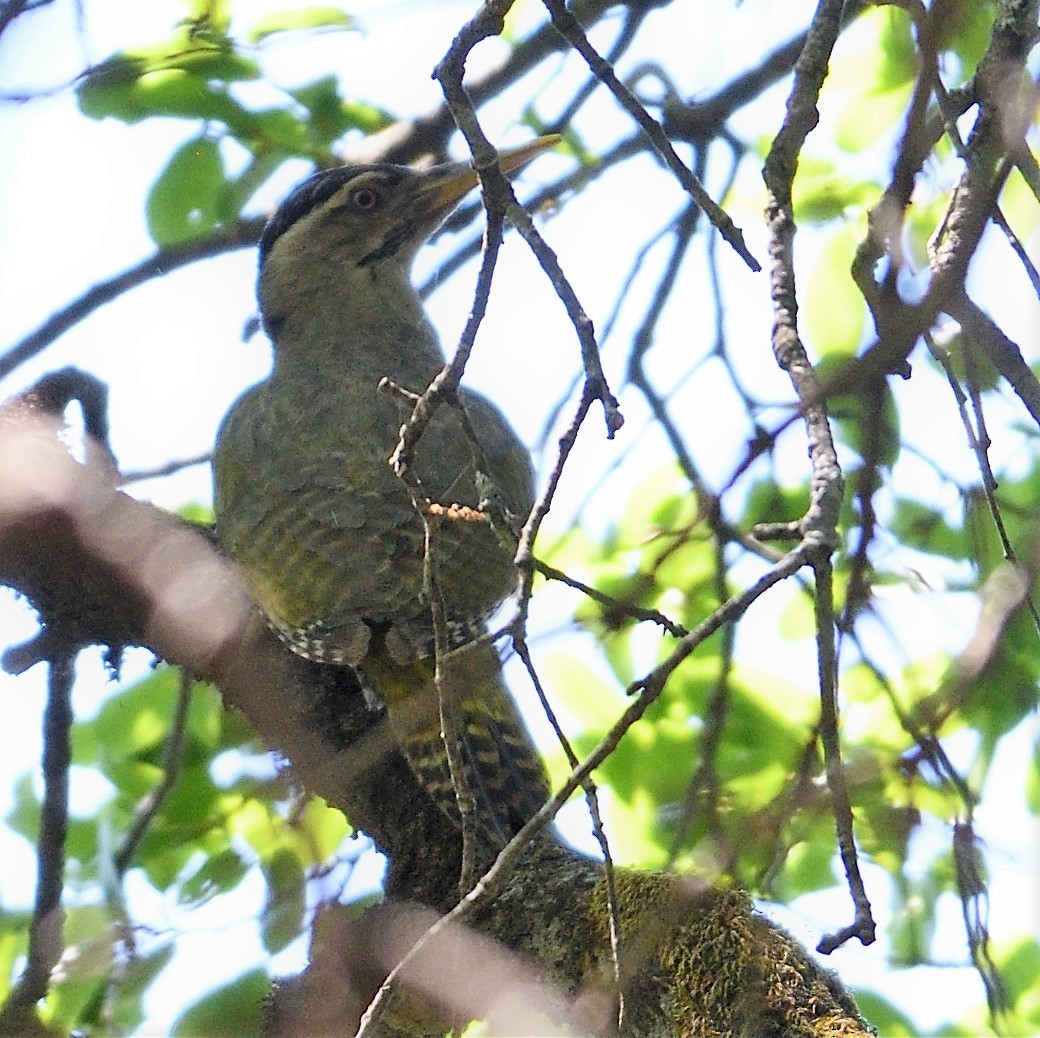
(258, 164, 408, 266)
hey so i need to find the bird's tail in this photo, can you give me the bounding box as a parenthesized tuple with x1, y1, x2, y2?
(362, 639, 551, 849)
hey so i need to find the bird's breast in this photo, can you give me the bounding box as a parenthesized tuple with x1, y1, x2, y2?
(212, 364, 528, 652)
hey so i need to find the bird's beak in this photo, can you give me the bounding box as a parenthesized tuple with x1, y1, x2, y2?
(417, 134, 561, 216)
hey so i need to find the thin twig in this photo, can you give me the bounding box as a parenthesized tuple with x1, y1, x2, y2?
(814, 558, 876, 953)
(118, 452, 211, 486)
(762, 0, 872, 950)
(925, 329, 1040, 636)
(114, 668, 194, 875)
(424, 516, 481, 897)
(533, 558, 687, 638)
(511, 635, 626, 1031)
(540, 0, 760, 272)
(667, 531, 737, 864)
(2, 651, 75, 1013)
(945, 294, 1040, 430)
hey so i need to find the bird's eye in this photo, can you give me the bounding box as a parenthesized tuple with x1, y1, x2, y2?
(350, 186, 381, 211)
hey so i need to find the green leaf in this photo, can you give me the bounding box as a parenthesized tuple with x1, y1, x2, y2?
(90, 667, 178, 761)
(0, 929, 27, 1003)
(1000, 167, 1040, 245)
(180, 0, 232, 36)
(889, 498, 969, 562)
(78, 36, 259, 123)
(78, 58, 150, 121)
(599, 713, 695, 807)
(957, 604, 1040, 744)
(768, 838, 835, 901)
(179, 847, 249, 906)
(939, 1, 996, 78)
(1000, 936, 1040, 1023)
(171, 968, 268, 1037)
(184, 679, 224, 752)
(6, 773, 41, 841)
(600, 788, 670, 868)
(825, 8, 917, 153)
(136, 69, 256, 127)
(1026, 734, 1040, 815)
(792, 156, 878, 223)
(147, 137, 226, 245)
(776, 588, 814, 642)
(160, 764, 221, 827)
(260, 849, 306, 954)
(288, 78, 393, 149)
(804, 231, 866, 359)
(816, 356, 901, 468)
(295, 797, 351, 860)
(541, 651, 626, 733)
(106, 944, 177, 1036)
(247, 7, 356, 43)
(65, 816, 102, 862)
(741, 479, 809, 528)
(244, 108, 309, 153)
(340, 100, 395, 136)
(851, 991, 918, 1037)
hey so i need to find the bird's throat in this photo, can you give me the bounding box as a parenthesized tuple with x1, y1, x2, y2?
(266, 261, 444, 388)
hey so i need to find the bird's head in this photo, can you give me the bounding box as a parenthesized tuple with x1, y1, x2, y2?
(256, 136, 558, 341)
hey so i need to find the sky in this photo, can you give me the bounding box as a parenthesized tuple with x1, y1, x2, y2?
(1, 0, 1038, 1034)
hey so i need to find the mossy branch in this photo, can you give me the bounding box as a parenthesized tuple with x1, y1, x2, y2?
(0, 384, 873, 1036)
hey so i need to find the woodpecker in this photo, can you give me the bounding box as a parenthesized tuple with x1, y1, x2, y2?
(212, 138, 557, 846)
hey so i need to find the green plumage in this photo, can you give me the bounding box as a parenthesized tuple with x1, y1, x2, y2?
(212, 147, 554, 846)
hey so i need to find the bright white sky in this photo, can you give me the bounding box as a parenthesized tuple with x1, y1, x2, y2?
(1, 1, 1038, 1034)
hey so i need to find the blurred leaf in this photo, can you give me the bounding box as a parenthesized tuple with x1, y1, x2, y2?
(105, 944, 177, 1036)
(792, 156, 878, 223)
(6, 773, 41, 842)
(599, 713, 695, 807)
(65, 817, 101, 863)
(904, 191, 954, 268)
(956, 606, 1040, 746)
(1026, 734, 1040, 815)
(247, 108, 310, 152)
(0, 927, 28, 1002)
(839, 91, 910, 154)
(804, 231, 867, 359)
(178, 501, 214, 524)
(741, 479, 810, 528)
(295, 797, 351, 860)
(80, 61, 257, 125)
(777, 588, 814, 642)
(851, 990, 918, 1036)
(247, 7, 355, 43)
(768, 838, 835, 901)
(183, 680, 226, 754)
(889, 498, 969, 562)
(182, 0, 232, 30)
(601, 787, 670, 868)
(890, 876, 939, 966)
(138, 838, 197, 892)
(828, 7, 917, 153)
(939, 0, 996, 76)
(179, 847, 249, 906)
(1000, 166, 1040, 244)
(260, 848, 306, 954)
(816, 356, 901, 468)
(147, 137, 226, 245)
(171, 968, 268, 1037)
(1000, 936, 1040, 1023)
(44, 973, 106, 1035)
(89, 667, 179, 760)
